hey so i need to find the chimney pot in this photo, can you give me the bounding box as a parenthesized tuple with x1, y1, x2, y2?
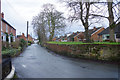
(93, 27, 96, 30)
(22, 33, 24, 36)
(1, 12, 4, 18)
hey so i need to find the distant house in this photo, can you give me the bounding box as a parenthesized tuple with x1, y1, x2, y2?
(98, 23, 120, 42)
(67, 32, 79, 42)
(89, 27, 105, 41)
(1, 12, 16, 43)
(52, 35, 68, 42)
(74, 32, 85, 42)
(17, 33, 33, 42)
(68, 27, 104, 42)
(17, 33, 26, 41)
(28, 34, 33, 42)
(52, 37, 57, 41)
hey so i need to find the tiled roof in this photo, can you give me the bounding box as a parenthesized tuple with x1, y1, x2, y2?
(88, 27, 101, 35)
(98, 23, 120, 35)
(68, 32, 80, 38)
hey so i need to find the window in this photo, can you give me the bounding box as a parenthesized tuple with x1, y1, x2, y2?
(1, 21, 2, 31)
(2, 36, 3, 41)
(116, 33, 120, 38)
(6, 24, 8, 32)
(106, 36, 109, 39)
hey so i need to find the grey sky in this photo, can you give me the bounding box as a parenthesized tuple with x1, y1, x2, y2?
(1, 0, 110, 38)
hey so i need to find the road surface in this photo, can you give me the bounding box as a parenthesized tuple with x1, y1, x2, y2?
(12, 44, 119, 78)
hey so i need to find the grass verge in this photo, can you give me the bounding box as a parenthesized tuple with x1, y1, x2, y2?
(47, 41, 120, 45)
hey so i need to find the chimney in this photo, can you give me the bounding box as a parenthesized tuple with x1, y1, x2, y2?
(22, 33, 24, 36)
(93, 27, 96, 30)
(77, 31, 79, 34)
(73, 32, 75, 34)
(1, 12, 4, 19)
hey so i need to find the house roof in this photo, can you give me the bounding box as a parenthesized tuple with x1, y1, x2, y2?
(68, 32, 80, 38)
(1, 18, 16, 30)
(98, 23, 120, 35)
(17, 35, 22, 38)
(88, 27, 102, 35)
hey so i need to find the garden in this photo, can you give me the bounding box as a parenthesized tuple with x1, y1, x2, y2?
(2, 39, 27, 58)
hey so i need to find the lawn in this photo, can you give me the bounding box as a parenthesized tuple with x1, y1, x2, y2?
(47, 41, 120, 45)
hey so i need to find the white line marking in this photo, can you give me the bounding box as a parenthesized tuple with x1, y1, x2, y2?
(22, 64, 26, 68)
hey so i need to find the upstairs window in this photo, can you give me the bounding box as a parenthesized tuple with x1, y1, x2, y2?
(6, 24, 8, 32)
(1, 21, 2, 31)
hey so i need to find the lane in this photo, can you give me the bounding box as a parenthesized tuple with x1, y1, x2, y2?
(12, 44, 118, 78)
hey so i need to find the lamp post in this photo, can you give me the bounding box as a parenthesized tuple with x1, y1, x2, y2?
(27, 21, 29, 46)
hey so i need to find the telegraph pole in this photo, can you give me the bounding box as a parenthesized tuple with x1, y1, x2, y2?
(27, 21, 29, 46)
(0, 0, 2, 79)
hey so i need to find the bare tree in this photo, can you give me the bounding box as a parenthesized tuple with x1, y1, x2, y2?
(66, 1, 94, 42)
(32, 3, 66, 43)
(32, 12, 47, 44)
(90, 0, 120, 42)
(42, 3, 66, 41)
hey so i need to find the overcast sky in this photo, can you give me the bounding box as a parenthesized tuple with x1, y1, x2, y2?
(1, 0, 109, 38)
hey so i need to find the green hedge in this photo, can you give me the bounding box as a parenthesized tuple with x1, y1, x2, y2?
(2, 47, 22, 57)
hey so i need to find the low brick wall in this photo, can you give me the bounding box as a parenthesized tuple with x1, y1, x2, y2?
(45, 43, 120, 62)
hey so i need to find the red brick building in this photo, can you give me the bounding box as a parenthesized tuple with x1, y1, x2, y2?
(28, 34, 33, 42)
(74, 32, 85, 42)
(1, 12, 16, 43)
(68, 27, 104, 42)
(17, 33, 26, 41)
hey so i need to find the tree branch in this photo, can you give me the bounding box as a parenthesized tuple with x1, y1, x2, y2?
(89, 14, 108, 19)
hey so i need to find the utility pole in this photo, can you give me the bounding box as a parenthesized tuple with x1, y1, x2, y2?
(0, 0, 2, 79)
(27, 21, 29, 47)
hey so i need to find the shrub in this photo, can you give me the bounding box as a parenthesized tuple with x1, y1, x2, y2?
(2, 47, 22, 58)
(2, 42, 10, 51)
(19, 39, 27, 48)
(28, 43, 31, 46)
(11, 39, 20, 49)
(2, 48, 18, 56)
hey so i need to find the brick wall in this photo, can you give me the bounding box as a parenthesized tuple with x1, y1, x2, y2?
(2, 21, 6, 33)
(45, 43, 120, 62)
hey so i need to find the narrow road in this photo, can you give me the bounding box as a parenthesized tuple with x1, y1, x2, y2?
(12, 44, 118, 78)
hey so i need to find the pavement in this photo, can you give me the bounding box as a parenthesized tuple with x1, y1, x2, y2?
(12, 44, 119, 78)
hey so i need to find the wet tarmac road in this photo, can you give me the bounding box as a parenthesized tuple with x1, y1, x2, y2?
(12, 44, 119, 78)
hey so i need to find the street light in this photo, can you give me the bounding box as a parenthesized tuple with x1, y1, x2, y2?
(27, 21, 29, 47)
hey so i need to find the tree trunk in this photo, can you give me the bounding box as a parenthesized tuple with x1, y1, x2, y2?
(84, 27, 90, 42)
(49, 14, 55, 41)
(49, 26, 55, 41)
(108, 1, 116, 42)
(109, 27, 115, 42)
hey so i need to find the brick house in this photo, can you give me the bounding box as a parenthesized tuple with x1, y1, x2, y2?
(52, 37, 57, 41)
(67, 32, 79, 42)
(74, 32, 85, 42)
(90, 27, 105, 41)
(1, 12, 16, 43)
(17, 33, 26, 41)
(68, 27, 104, 42)
(28, 34, 33, 42)
(98, 23, 120, 42)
